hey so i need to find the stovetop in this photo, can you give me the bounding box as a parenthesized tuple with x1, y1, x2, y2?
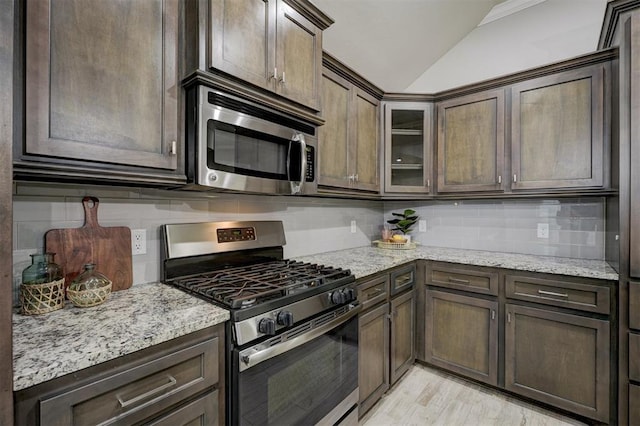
(170, 260, 354, 310)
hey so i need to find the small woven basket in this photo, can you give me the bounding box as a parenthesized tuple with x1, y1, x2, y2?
(67, 281, 112, 308)
(20, 278, 65, 315)
(374, 240, 417, 250)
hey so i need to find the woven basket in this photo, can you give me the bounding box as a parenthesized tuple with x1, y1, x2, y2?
(20, 278, 65, 315)
(374, 240, 417, 250)
(67, 282, 112, 308)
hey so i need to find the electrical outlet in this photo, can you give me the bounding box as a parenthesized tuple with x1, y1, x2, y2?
(418, 220, 427, 232)
(350, 220, 357, 233)
(132, 229, 147, 255)
(536, 223, 549, 239)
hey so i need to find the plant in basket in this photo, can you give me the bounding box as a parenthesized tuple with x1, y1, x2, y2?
(386, 209, 419, 243)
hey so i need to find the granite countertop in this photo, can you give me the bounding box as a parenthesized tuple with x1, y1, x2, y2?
(13, 282, 229, 391)
(13, 246, 617, 392)
(293, 245, 619, 281)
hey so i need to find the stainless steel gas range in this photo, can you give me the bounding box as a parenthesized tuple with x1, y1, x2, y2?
(161, 221, 360, 426)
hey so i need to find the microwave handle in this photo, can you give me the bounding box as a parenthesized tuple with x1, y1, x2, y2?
(288, 134, 306, 194)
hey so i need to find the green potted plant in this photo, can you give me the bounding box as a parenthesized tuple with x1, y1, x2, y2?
(387, 209, 419, 241)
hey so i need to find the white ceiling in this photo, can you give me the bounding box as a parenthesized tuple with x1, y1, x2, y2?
(311, 0, 607, 93)
(311, 0, 505, 92)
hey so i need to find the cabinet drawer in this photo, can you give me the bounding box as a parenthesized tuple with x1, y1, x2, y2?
(40, 337, 218, 425)
(630, 282, 640, 330)
(148, 390, 218, 426)
(390, 264, 415, 295)
(427, 263, 498, 296)
(357, 275, 389, 311)
(631, 384, 640, 425)
(631, 333, 640, 382)
(505, 275, 610, 314)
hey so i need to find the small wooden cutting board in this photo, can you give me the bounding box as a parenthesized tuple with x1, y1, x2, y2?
(45, 196, 133, 291)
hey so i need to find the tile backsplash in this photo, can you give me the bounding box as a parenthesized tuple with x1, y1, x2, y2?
(12, 182, 607, 306)
(384, 198, 606, 259)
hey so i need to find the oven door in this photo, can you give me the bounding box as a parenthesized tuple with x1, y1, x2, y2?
(234, 305, 359, 426)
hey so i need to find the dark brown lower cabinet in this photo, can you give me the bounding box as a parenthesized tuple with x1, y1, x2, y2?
(504, 304, 610, 422)
(390, 289, 415, 384)
(358, 302, 390, 416)
(630, 384, 640, 425)
(424, 289, 498, 386)
(15, 326, 224, 426)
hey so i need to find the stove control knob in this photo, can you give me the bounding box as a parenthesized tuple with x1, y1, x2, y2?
(277, 310, 294, 327)
(344, 288, 356, 302)
(258, 318, 276, 335)
(330, 290, 346, 305)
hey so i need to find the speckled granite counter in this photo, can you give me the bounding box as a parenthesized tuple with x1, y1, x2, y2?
(294, 245, 619, 281)
(13, 282, 229, 391)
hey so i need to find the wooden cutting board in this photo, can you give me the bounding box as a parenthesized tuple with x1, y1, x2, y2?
(45, 196, 133, 291)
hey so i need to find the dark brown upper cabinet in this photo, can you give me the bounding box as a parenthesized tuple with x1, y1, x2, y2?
(318, 60, 381, 194)
(511, 64, 608, 191)
(207, 0, 329, 112)
(21, 0, 181, 184)
(436, 89, 506, 194)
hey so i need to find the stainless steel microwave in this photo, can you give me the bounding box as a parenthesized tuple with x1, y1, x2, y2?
(185, 85, 317, 195)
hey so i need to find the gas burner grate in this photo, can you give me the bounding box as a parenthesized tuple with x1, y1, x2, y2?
(171, 260, 351, 309)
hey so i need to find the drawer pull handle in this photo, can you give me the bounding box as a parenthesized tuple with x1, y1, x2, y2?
(116, 375, 177, 408)
(448, 277, 470, 284)
(366, 287, 386, 299)
(537, 290, 569, 298)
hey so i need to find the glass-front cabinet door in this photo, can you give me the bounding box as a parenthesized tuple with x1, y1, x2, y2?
(383, 102, 433, 193)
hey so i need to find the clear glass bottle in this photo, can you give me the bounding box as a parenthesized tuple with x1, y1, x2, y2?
(20, 252, 65, 315)
(69, 263, 110, 291)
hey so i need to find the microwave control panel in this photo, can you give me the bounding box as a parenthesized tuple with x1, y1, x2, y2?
(217, 227, 256, 243)
(305, 146, 315, 182)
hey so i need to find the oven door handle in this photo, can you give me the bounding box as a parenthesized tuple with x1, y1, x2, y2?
(239, 304, 360, 372)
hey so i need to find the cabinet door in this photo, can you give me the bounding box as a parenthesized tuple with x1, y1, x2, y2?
(384, 102, 433, 193)
(511, 64, 606, 190)
(504, 304, 610, 422)
(425, 289, 498, 385)
(275, 0, 322, 110)
(25, 0, 178, 171)
(358, 303, 389, 417)
(437, 90, 505, 193)
(351, 88, 379, 192)
(390, 290, 415, 385)
(209, 0, 276, 91)
(318, 69, 350, 188)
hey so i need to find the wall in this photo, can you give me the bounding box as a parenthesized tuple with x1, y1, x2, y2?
(384, 198, 606, 259)
(11, 183, 381, 305)
(405, 0, 608, 93)
(12, 182, 607, 306)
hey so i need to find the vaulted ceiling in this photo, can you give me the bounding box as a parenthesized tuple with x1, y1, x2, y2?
(311, 0, 608, 93)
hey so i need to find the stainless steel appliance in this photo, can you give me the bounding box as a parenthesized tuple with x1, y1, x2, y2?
(184, 86, 317, 195)
(161, 221, 359, 426)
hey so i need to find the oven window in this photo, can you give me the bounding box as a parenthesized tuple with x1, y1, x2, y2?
(207, 121, 289, 180)
(237, 316, 358, 426)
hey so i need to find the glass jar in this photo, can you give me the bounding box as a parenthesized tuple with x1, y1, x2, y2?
(69, 263, 110, 291)
(20, 252, 65, 315)
(67, 263, 112, 308)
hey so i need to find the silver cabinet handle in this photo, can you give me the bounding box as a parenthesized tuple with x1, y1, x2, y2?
(426, 179, 430, 188)
(448, 277, 470, 284)
(538, 289, 569, 298)
(497, 175, 502, 184)
(280, 71, 286, 85)
(513, 174, 518, 183)
(270, 67, 278, 80)
(169, 140, 177, 155)
(365, 287, 386, 299)
(507, 313, 511, 323)
(116, 375, 177, 408)
(354, 174, 359, 182)
(491, 310, 495, 320)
